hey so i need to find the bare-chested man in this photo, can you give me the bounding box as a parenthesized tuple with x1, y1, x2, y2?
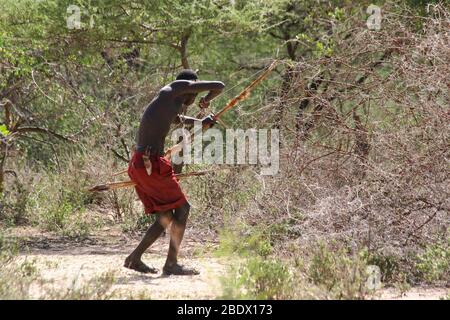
(125, 69, 224, 275)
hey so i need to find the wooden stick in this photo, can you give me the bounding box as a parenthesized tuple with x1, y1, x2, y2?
(89, 180, 136, 192)
(111, 169, 128, 176)
(88, 169, 225, 192)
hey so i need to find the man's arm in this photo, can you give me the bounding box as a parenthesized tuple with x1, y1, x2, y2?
(171, 80, 225, 102)
(171, 80, 224, 126)
(175, 114, 198, 126)
(175, 114, 216, 127)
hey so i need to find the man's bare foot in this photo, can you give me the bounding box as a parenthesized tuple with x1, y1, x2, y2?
(163, 264, 200, 276)
(124, 257, 158, 274)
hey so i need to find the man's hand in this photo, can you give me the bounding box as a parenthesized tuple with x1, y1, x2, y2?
(201, 114, 217, 127)
(199, 96, 210, 109)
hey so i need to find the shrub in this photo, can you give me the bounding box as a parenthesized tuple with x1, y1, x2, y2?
(416, 237, 450, 283)
(216, 223, 273, 258)
(0, 173, 32, 226)
(306, 244, 370, 299)
(221, 257, 292, 300)
(25, 163, 96, 238)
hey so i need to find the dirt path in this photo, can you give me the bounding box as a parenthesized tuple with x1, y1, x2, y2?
(13, 226, 228, 299)
(377, 287, 448, 300)
(22, 251, 227, 299)
(8, 227, 448, 300)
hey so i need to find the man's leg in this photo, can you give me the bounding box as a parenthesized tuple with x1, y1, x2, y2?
(124, 211, 173, 273)
(163, 201, 199, 275)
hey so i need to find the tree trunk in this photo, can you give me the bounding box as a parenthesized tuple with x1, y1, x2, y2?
(0, 145, 5, 194)
(179, 31, 191, 69)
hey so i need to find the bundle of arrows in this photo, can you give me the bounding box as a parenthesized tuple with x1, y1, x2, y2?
(88, 169, 221, 192)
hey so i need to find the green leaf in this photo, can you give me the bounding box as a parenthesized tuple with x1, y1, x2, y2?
(0, 124, 10, 136)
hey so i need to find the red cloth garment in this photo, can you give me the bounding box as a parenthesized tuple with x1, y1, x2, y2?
(128, 151, 188, 214)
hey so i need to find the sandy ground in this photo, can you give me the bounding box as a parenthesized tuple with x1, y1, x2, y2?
(12, 226, 227, 299)
(20, 248, 228, 299)
(7, 226, 449, 300)
(377, 287, 448, 300)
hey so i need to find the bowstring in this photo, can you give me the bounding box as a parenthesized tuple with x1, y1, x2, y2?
(218, 66, 268, 98)
(199, 65, 270, 117)
(189, 65, 271, 170)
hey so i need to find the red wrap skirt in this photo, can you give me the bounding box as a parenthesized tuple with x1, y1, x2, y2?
(128, 151, 188, 214)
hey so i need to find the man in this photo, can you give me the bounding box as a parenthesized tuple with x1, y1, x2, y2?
(125, 69, 225, 275)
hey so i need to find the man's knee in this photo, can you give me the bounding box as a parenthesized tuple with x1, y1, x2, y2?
(174, 201, 190, 223)
(157, 211, 174, 229)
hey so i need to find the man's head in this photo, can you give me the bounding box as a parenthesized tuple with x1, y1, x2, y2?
(176, 69, 198, 81)
(176, 69, 198, 106)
